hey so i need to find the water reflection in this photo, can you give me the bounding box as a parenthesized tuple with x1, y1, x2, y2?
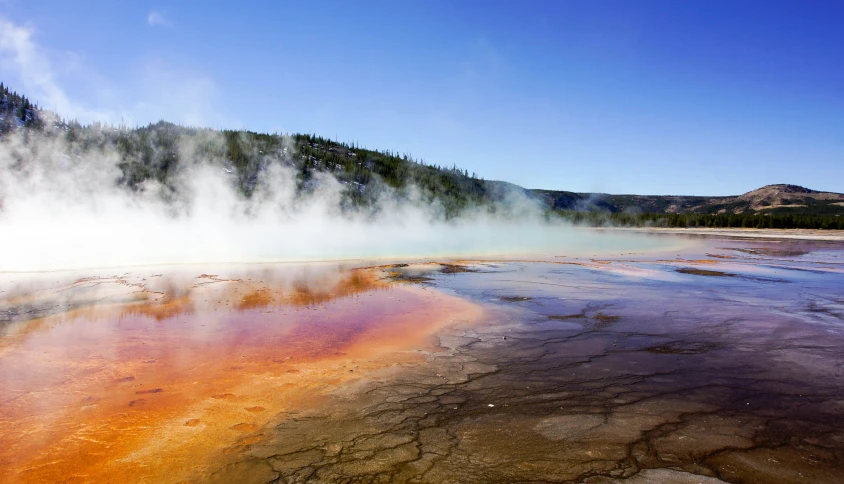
(0, 264, 482, 483)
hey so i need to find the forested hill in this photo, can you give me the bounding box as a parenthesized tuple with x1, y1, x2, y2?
(116, 125, 514, 216)
(0, 81, 531, 217)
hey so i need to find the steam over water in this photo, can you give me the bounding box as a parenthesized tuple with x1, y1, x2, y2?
(0, 129, 683, 272)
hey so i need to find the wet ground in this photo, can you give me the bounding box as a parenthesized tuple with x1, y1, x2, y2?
(1, 236, 843, 483)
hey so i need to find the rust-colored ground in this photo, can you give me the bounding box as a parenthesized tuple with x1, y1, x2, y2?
(0, 267, 482, 483)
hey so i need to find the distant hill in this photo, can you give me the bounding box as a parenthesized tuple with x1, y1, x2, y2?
(532, 184, 844, 217)
(715, 184, 844, 215)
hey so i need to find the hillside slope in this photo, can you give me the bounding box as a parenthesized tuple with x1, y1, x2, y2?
(0, 82, 44, 133)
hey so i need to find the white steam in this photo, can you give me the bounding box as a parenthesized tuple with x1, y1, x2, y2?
(0, 128, 671, 272)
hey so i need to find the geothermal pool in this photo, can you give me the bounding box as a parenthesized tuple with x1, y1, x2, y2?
(1, 234, 843, 483)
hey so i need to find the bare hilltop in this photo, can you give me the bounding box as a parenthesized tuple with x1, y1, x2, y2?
(533, 184, 844, 216)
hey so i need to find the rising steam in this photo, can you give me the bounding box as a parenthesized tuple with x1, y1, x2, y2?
(0, 127, 669, 272)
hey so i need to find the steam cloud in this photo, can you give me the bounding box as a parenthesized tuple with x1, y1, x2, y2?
(0, 127, 668, 272)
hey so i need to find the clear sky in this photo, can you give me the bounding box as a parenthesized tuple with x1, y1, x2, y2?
(1, 0, 842, 195)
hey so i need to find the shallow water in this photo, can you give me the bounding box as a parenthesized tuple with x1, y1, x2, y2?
(1, 236, 843, 483)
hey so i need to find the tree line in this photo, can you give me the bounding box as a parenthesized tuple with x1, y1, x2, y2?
(554, 210, 844, 230)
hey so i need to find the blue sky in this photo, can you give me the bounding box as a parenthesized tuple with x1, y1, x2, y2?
(1, 0, 842, 195)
